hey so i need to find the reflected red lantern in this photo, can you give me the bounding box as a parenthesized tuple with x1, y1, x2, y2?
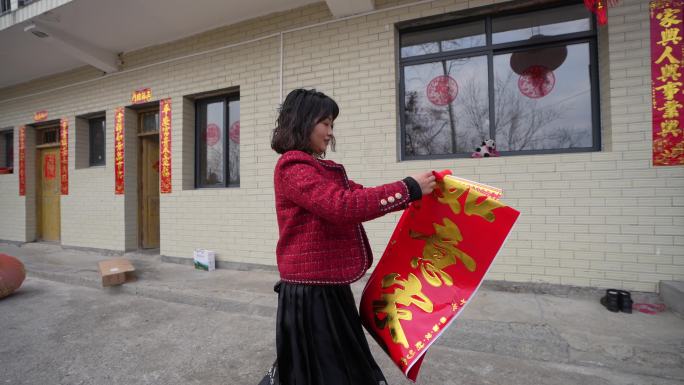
(205, 123, 221, 146)
(426, 75, 458, 106)
(229, 120, 240, 144)
(0, 254, 26, 299)
(518, 65, 556, 99)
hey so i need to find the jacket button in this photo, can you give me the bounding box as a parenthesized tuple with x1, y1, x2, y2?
(380, 199, 388, 206)
(387, 196, 395, 203)
(395, 193, 403, 199)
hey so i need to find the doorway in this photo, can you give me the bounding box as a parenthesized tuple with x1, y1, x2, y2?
(138, 108, 160, 249)
(36, 126, 61, 242)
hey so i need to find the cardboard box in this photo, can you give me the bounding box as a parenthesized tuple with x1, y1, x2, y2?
(193, 249, 215, 271)
(98, 258, 136, 287)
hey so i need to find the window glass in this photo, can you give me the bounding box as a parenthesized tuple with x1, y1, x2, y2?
(493, 43, 593, 151)
(89, 117, 105, 166)
(404, 55, 489, 155)
(198, 101, 225, 187)
(1, 131, 12, 171)
(401, 21, 486, 58)
(492, 5, 590, 45)
(141, 111, 159, 133)
(228, 100, 240, 185)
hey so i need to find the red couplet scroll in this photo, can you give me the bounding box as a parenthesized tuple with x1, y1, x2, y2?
(360, 170, 520, 381)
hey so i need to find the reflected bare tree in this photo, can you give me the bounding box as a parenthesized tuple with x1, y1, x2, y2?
(460, 77, 490, 142)
(404, 91, 450, 155)
(404, 78, 489, 156)
(493, 72, 564, 151)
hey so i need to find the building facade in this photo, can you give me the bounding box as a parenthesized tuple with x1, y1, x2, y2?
(0, 0, 682, 292)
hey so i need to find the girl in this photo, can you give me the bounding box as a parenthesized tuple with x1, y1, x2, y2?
(261, 88, 435, 385)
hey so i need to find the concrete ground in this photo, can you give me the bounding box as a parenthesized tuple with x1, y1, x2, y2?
(1, 242, 683, 385)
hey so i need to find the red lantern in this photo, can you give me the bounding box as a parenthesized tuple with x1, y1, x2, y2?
(0, 254, 26, 299)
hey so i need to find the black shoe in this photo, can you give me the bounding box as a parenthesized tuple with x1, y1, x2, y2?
(600, 289, 620, 312)
(618, 290, 633, 313)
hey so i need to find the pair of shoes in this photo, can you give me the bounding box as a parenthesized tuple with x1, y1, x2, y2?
(600, 289, 633, 313)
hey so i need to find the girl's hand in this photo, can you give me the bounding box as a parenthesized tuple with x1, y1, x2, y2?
(410, 171, 437, 196)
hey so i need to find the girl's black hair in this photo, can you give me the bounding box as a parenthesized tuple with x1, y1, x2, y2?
(271, 88, 339, 157)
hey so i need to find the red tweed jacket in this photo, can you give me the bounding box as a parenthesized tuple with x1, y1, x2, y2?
(274, 150, 411, 284)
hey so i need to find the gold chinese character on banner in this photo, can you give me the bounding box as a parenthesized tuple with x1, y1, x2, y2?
(658, 63, 681, 82)
(656, 45, 681, 65)
(656, 81, 682, 100)
(658, 27, 682, 46)
(661, 119, 682, 137)
(658, 99, 683, 118)
(657, 7, 682, 28)
(437, 183, 506, 222)
(410, 218, 476, 287)
(373, 273, 433, 348)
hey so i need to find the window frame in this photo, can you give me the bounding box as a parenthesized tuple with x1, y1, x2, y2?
(194, 93, 240, 188)
(397, 0, 601, 160)
(88, 115, 106, 167)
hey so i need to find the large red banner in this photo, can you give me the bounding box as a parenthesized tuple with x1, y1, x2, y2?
(159, 99, 172, 194)
(360, 171, 519, 381)
(18, 126, 25, 196)
(59, 118, 68, 194)
(651, 0, 684, 166)
(114, 107, 125, 194)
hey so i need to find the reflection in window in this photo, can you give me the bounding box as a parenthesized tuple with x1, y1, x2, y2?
(1, 130, 13, 172)
(228, 100, 240, 185)
(399, 3, 598, 158)
(494, 43, 593, 151)
(401, 21, 486, 58)
(140, 111, 159, 133)
(196, 94, 240, 187)
(89, 117, 106, 166)
(492, 5, 590, 44)
(198, 101, 225, 186)
(404, 56, 489, 155)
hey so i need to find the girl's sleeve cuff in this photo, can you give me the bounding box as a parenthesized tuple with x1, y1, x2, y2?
(402, 177, 422, 202)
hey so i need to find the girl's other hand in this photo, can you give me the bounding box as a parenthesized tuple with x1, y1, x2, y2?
(410, 171, 437, 196)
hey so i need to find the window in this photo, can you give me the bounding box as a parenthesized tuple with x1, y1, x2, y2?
(89, 116, 106, 166)
(1, 0, 11, 15)
(38, 127, 59, 146)
(0, 130, 13, 173)
(195, 94, 240, 187)
(139, 111, 159, 133)
(399, 2, 599, 158)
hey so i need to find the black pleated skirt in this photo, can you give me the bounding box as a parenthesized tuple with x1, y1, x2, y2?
(259, 281, 387, 385)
